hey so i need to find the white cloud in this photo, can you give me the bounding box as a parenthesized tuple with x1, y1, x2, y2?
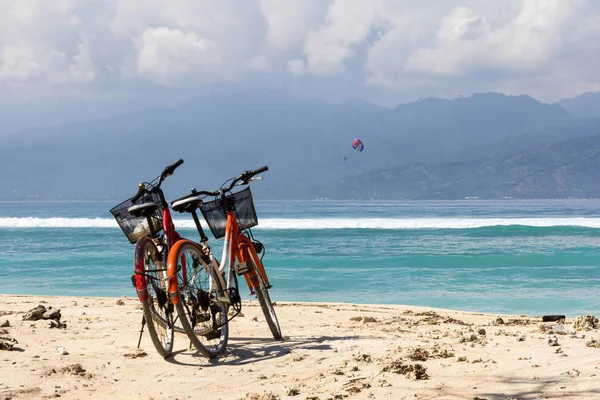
(359, 0, 600, 101)
(299, 0, 386, 75)
(287, 59, 306, 76)
(137, 27, 226, 85)
(259, 0, 329, 51)
(401, 1, 572, 76)
(0, 0, 599, 103)
(246, 55, 270, 71)
(0, 46, 42, 81)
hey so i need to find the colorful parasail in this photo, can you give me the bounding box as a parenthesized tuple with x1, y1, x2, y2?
(352, 138, 364, 152)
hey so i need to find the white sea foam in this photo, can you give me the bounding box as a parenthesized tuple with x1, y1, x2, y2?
(2, 217, 600, 229)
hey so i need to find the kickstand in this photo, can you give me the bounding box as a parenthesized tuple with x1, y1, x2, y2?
(137, 315, 146, 349)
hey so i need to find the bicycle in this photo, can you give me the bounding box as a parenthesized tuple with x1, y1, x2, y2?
(109, 159, 228, 358)
(167, 165, 282, 351)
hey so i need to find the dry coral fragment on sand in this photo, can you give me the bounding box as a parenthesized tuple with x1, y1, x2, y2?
(0, 335, 18, 350)
(443, 316, 470, 325)
(573, 315, 599, 331)
(284, 387, 300, 396)
(381, 361, 429, 380)
(22, 305, 47, 320)
(243, 391, 273, 399)
(21, 304, 66, 328)
(123, 348, 148, 358)
(407, 347, 429, 361)
(431, 348, 455, 359)
(62, 364, 86, 375)
(354, 353, 372, 363)
(585, 339, 600, 348)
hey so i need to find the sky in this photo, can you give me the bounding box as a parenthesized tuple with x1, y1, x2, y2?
(1, 0, 599, 126)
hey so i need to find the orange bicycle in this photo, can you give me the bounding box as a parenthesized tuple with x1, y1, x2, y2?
(168, 165, 282, 351)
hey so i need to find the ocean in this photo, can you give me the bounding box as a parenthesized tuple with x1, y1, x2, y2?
(1, 199, 599, 317)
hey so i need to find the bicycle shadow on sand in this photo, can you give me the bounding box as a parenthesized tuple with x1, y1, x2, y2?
(166, 334, 361, 367)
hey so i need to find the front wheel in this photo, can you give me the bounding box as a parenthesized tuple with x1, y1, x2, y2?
(135, 237, 174, 358)
(171, 241, 229, 358)
(254, 273, 282, 340)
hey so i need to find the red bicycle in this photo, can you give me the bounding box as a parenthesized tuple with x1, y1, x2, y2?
(110, 159, 228, 358)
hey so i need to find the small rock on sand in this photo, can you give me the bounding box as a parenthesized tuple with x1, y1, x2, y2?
(116, 299, 125, 306)
(42, 308, 61, 320)
(22, 305, 47, 321)
(123, 348, 148, 358)
(0, 320, 9, 327)
(0, 335, 18, 350)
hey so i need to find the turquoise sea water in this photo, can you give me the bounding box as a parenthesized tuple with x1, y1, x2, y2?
(1, 199, 599, 317)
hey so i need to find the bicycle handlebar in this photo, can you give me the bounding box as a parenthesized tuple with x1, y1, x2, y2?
(172, 165, 269, 203)
(220, 165, 269, 194)
(162, 159, 184, 179)
(131, 159, 184, 203)
(131, 183, 146, 203)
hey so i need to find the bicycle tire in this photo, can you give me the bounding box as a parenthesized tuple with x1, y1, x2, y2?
(171, 241, 229, 358)
(135, 237, 174, 358)
(254, 271, 282, 340)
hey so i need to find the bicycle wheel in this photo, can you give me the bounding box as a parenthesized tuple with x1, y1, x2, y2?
(253, 269, 282, 340)
(173, 242, 228, 358)
(135, 237, 174, 358)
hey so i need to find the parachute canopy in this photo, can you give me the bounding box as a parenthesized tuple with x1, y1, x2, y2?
(352, 138, 364, 152)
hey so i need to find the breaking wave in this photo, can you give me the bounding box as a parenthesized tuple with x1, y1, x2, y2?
(1, 217, 600, 229)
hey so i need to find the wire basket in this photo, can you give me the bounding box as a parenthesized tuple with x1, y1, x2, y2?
(110, 192, 163, 244)
(200, 187, 258, 239)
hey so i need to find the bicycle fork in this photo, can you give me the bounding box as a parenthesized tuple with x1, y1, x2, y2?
(237, 239, 271, 295)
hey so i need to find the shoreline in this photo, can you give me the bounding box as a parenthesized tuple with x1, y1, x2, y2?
(1, 294, 599, 399)
(1, 293, 593, 319)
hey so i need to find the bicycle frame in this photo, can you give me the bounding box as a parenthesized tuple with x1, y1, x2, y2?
(166, 204, 271, 307)
(220, 211, 271, 294)
(134, 199, 181, 302)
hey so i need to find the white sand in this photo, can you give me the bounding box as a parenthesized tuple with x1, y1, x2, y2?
(1, 294, 599, 399)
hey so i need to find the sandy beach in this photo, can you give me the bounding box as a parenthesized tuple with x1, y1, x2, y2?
(1, 295, 599, 400)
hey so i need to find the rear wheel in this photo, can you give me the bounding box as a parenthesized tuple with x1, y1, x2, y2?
(254, 271, 282, 340)
(174, 243, 229, 358)
(138, 239, 174, 358)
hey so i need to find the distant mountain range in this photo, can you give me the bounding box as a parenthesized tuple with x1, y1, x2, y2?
(1, 90, 599, 200)
(558, 92, 600, 119)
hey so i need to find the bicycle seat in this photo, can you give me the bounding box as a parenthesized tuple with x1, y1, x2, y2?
(171, 195, 203, 213)
(128, 202, 160, 218)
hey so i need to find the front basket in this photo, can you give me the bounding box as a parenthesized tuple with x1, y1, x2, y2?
(200, 187, 258, 239)
(110, 192, 163, 244)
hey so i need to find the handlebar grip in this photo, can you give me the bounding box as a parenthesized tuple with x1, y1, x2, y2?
(131, 184, 145, 203)
(249, 165, 269, 175)
(163, 159, 184, 177)
(172, 159, 184, 169)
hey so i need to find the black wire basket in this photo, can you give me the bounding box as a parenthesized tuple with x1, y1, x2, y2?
(200, 187, 258, 239)
(110, 192, 163, 244)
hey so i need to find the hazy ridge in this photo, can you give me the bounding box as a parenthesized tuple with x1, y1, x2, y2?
(2, 91, 599, 200)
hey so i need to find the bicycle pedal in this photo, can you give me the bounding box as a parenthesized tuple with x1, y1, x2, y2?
(235, 261, 253, 275)
(204, 329, 221, 340)
(196, 313, 211, 323)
